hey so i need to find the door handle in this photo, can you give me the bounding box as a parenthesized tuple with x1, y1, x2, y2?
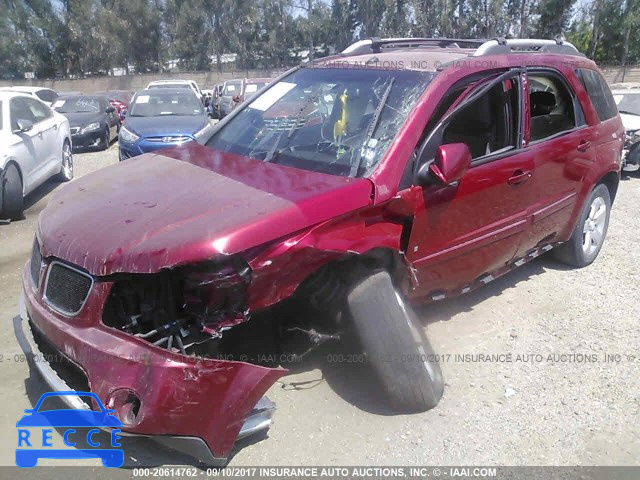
(507, 170, 532, 186)
(577, 140, 592, 152)
(53, 124, 57, 130)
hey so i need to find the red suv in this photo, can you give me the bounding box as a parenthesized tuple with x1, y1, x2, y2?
(18, 38, 623, 464)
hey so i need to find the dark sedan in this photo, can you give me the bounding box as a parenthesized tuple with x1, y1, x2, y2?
(118, 89, 214, 160)
(53, 95, 119, 150)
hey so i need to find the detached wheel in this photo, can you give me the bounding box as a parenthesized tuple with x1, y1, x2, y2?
(346, 270, 444, 412)
(554, 184, 611, 267)
(56, 140, 73, 182)
(1, 164, 24, 220)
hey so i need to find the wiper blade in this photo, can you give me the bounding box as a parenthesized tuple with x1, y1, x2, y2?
(619, 110, 640, 117)
(349, 78, 395, 177)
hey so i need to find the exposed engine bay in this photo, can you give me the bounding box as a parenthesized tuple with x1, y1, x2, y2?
(102, 258, 346, 365)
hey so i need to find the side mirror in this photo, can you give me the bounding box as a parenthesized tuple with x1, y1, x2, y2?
(106, 106, 116, 113)
(417, 143, 471, 186)
(13, 119, 33, 133)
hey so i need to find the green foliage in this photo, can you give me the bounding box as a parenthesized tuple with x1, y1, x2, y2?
(0, 0, 637, 79)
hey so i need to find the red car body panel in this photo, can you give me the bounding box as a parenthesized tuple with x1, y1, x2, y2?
(21, 50, 624, 462)
(38, 144, 374, 277)
(23, 270, 285, 458)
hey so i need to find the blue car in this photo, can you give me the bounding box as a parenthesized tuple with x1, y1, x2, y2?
(118, 88, 214, 160)
(16, 391, 124, 468)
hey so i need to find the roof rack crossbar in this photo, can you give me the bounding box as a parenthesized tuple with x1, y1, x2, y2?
(473, 38, 582, 56)
(342, 37, 486, 55)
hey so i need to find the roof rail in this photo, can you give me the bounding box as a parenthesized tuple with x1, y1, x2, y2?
(342, 37, 486, 55)
(473, 37, 583, 56)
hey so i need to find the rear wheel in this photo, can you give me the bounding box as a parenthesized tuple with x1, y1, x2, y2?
(1, 164, 24, 220)
(346, 270, 444, 412)
(56, 140, 73, 182)
(553, 184, 611, 267)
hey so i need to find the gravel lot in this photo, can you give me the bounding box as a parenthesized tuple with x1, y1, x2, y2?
(0, 144, 638, 472)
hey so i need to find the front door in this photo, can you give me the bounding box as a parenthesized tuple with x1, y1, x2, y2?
(405, 72, 534, 300)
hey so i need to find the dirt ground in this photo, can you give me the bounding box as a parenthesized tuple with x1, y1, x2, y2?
(0, 145, 638, 472)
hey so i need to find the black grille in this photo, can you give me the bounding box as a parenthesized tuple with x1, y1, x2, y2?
(30, 240, 43, 288)
(44, 263, 93, 315)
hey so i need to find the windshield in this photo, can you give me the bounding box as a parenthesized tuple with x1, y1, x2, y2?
(206, 67, 432, 178)
(129, 91, 204, 117)
(54, 97, 103, 113)
(614, 93, 640, 116)
(223, 81, 242, 96)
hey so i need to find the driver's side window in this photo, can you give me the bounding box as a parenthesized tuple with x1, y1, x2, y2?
(441, 77, 520, 159)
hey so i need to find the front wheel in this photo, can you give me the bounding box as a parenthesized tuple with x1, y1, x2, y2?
(346, 270, 444, 412)
(100, 128, 110, 150)
(56, 140, 73, 182)
(553, 183, 611, 267)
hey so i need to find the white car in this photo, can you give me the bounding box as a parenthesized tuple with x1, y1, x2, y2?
(610, 84, 640, 169)
(0, 91, 73, 220)
(146, 80, 203, 102)
(0, 86, 59, 107)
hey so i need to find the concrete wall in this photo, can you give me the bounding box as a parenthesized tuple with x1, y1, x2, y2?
(601, 65, 640, 85)
(0, 69, 287, 93)
(2, 64, 638, 92)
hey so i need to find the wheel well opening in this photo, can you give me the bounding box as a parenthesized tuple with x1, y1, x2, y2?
(598, 171, 620, 202)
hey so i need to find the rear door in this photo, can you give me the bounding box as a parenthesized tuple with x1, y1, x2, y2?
(406, 71, 534, 299)
(516, 69, 592, 254)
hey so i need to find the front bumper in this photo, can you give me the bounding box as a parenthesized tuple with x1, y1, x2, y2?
(71, 130, 102, 149)
(119, 137, 195, 160)
(18, 264, 285, 464)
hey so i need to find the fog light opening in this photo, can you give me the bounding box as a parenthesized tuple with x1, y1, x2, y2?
(107, 389, 142, 427)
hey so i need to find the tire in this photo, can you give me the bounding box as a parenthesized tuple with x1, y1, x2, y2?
(346, 270, 444, 412)
(553, 183, 611, 267)
(1, 164, 24, 220)
(56, 140, 73, 182)
(100, 128, 110, 150)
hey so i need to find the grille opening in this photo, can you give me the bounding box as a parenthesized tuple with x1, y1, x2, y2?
(30, 240, 43, 288)
(29, 321, 92, 409)
(44, 262, 93, 316)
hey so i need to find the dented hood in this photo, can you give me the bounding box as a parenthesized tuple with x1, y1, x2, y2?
(38, 143, 374, 276)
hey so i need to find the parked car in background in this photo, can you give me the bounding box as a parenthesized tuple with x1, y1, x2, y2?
(210, 83, 224, 118)
(218, 78, 271, 117)
(18, 38, 623, 465)
(104, 90, 131, 108)
(118, 88, 214, 160)
(53, 95, 119, 151)
(97, 92, 128, 124)
(0, 91, 72, 219)
(0, 86, 59, 107)
(146, 79, 203, 103)
(610, 84, 640, 169)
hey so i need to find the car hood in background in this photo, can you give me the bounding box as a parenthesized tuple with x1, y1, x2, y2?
(620, 113, 640, 132)
(38, 143, 374, 276)
(124, 115, 208, 137)
(60, 111, 105, 128)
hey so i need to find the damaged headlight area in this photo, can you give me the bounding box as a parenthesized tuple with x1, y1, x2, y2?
(102, 256, 252, 356)
(102, 257, 348, 366)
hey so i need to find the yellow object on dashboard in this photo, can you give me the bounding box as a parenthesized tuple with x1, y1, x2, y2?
(333, 90, 348, 142)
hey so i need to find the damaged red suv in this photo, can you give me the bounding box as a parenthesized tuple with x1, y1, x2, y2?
(18, 38, 623, 464)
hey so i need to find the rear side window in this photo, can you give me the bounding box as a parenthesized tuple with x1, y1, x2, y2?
(576, 69, 618, 121)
